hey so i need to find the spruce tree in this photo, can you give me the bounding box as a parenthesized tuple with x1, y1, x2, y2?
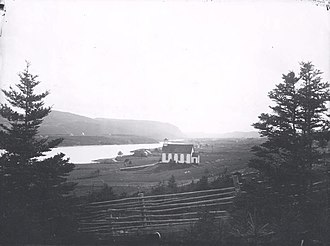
(245, 62, 330, 243)
(0, 63, 76, 244)
(250, 62, 330, 187)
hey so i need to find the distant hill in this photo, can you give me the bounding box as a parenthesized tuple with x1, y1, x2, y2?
(186, 131, 260, 139)
(1, 110, 260, 144)
(39, 110, 184, 140)
(216, 131, 260, 138)
(95, 118, 183, 140)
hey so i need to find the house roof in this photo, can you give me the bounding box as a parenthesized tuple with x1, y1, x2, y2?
(162, 144, 194, 154)
(192, 152, 199, 157)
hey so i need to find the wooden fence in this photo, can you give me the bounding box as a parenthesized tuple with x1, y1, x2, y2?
(77, 186, 237, 238)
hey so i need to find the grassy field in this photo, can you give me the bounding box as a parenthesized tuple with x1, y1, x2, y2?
(68, 138, 264, 196)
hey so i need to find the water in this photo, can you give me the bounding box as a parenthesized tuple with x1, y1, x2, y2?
(0, 143, 163, 164)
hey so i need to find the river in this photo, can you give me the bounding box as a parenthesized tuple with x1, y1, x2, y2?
(1, 143, 163, 164)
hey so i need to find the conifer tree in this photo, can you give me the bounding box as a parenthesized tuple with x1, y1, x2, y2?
(245, 62, 330, 243)
(250, 62, 330, 187)
(0, 63, 76, 244)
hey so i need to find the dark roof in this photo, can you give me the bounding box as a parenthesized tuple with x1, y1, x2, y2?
(192, 152, 199, 157)
(162, 144, 194, 154)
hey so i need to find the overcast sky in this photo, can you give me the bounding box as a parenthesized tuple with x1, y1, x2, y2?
(0, 0, 329, 134)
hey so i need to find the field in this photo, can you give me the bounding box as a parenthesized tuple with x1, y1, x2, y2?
(68, 138, 264, 196)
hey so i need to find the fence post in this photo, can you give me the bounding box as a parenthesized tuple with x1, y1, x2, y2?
(138, 192, 147, 228)
(109, 211, 114, 236)
(232, 174, 241, 195)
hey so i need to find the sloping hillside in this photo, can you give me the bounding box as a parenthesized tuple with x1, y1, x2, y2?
(40, 111, 103, 136)
(95, 118, 183, 140)
(39, 110, 184, 140)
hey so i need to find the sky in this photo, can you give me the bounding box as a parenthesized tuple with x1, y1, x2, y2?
(0, 0, 329, 134)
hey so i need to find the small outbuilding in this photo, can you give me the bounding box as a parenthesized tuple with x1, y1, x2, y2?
(161, 139, 200, 164)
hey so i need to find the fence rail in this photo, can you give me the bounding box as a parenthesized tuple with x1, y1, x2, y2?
(77, 176, 330, 239)
(77, 186, 237, 237)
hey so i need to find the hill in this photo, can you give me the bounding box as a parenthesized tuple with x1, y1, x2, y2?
(39, 110, 184, 140)
(95, 117, 183, 140)
(186, 131, 260, 139)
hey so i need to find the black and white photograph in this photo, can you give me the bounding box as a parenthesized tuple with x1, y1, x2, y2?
(0, 0, 329, 245)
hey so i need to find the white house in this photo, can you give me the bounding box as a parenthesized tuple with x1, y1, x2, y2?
(161, 139, 200, 164)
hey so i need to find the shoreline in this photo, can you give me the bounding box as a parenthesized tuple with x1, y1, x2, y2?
(46, 135, 159, 147)
(56, 140, 159, 148)
(46, 142, 163, 164)
(53, 142, 160, 149)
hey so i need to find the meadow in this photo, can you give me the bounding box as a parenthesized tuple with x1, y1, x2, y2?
(68, 138, 264, 196)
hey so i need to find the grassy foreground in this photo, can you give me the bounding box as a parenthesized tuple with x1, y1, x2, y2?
(68, 138, 264, 196)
